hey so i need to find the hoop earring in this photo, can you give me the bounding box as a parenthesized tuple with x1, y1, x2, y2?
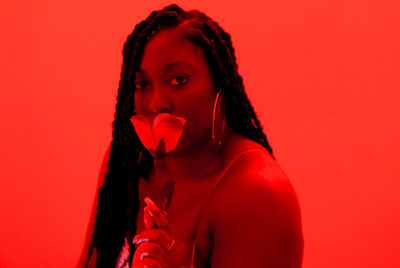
(212, 89, 225, 146)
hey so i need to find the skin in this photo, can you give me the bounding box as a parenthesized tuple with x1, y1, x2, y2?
(132, 25, 231, 267)
(77, 26, 303, 268)
(132, 27, 303, 267)
(133, 25, 226, 181)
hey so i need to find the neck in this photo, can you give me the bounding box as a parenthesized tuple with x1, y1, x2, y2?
(153, 126, 236, 182)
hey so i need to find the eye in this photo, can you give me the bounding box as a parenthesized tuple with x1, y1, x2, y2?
(170, 75, 188, 87)
(135, 81, 147, 90)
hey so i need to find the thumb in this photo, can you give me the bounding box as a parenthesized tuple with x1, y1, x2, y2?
(144, 197, 170, 230)
(144, 207, 156, 229)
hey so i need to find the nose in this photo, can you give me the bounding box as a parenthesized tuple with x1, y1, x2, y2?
(147, 87, 171, 115)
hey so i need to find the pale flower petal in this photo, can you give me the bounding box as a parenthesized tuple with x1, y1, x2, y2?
(130, 113, 186, 158)
(153, 113, 186, 153)
(130, 115, 156, 151)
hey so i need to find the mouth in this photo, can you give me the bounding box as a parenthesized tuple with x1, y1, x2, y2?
(130, 113, 186, 159)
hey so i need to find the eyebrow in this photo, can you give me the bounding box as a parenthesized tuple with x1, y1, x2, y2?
(137, 61, 196, 73)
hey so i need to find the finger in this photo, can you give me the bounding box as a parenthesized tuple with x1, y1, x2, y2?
(144, 207, 156, 230)
(142, 257, 162, 268)
(144, 197, 169, 230)
(133, 242, 169, 266)
(133, 229, 171, 250)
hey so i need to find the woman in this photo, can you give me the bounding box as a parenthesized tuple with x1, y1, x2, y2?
(79, 4, 303, 268)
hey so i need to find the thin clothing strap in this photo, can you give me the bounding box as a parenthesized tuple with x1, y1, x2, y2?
(189, 148, 265, 267)
(212, 148, 264, 189)
(116, 148, 265, 268)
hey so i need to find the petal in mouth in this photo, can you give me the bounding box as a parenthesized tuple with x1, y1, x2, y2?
(130, 113, 186, 159)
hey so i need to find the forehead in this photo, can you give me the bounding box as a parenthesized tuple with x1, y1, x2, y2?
(138, 27, 207, 73)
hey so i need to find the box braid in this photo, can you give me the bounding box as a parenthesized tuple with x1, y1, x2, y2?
(86, 4, 275, 267)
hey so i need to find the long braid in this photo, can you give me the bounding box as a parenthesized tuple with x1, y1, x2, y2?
(183, 10, 275, 158)
(217, 29, 274, 156)
(86, 15, 153, 267)
(87, 4, 275, 267)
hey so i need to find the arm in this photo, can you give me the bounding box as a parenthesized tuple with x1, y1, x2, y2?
(76, 144, 111, 268)
(210, 154, 304, 267)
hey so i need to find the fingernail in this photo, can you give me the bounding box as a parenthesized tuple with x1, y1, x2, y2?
(140, 252, 149, 261)
(144, 197, 156, 208)
(136, 238, 149, 245)
(132, 235, 138, 244)
(145, 206, 154, 217)
(133, 237, 149, 246)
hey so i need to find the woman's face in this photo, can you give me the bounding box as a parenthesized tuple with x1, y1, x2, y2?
(134, 27, 217, 156)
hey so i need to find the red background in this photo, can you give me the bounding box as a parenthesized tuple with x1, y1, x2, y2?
(1, 0, 399, 267)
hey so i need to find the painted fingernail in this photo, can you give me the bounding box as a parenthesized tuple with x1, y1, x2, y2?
(145, 206, 154, 217)
(133, 237, 149, 246)
(136, 238, 149, 245)
(140, 252, 149, 261)
(144, 197, 156, 207)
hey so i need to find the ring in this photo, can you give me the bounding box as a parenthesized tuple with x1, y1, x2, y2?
(166, 239, 176, 251)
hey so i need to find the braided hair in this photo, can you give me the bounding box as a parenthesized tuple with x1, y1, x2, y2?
(86, 4, 275, 267)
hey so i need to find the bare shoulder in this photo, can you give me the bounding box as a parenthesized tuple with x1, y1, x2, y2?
(217, 134, 299, 206)
(224, 147, 299, 204)
(214, 145, 302, 224)
(195, 138, 304, 267)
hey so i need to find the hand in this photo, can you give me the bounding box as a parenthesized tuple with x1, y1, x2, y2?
(132, 197, 187, 268)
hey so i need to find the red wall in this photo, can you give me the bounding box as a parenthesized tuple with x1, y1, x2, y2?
(1, 0, 399, 267)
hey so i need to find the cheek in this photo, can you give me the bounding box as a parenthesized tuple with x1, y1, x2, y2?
(183, 97, 214, 134)
(185, 87, 215, 128)
(134, 92, 145, 113)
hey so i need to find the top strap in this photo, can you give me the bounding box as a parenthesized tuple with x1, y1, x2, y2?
(190, 148, 265, 267)
(212, 148, 265, 189)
